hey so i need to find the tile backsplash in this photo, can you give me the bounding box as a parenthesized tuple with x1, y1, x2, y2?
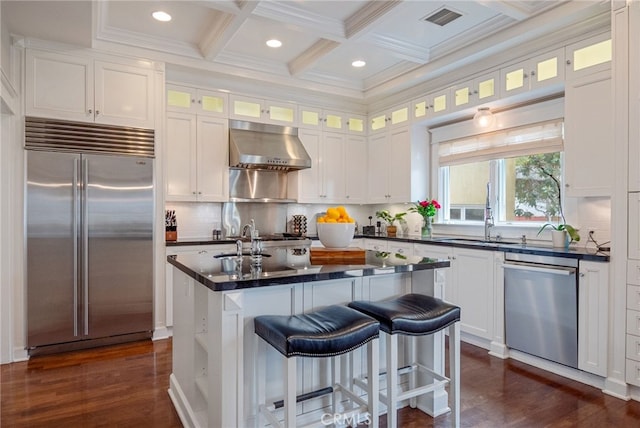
(165, 202, 222, 239)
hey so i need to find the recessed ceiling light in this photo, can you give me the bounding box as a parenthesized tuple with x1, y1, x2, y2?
(266, 39, 282, 48)
(352, 60, 366, 68)
(152, 11, 172, 22)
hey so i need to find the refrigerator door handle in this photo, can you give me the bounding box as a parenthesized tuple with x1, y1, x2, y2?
(73, 158, 79, 337)
(82, 158, 89, 336)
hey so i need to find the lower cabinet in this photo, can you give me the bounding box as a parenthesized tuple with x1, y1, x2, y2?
(627, 260, 640, 386)
(165, 245, 233, 328)
(414, 244, 496, 342)
(578, 260, 609, 377)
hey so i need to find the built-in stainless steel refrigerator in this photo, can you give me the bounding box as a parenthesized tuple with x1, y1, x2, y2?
(25, 117, 154, 355)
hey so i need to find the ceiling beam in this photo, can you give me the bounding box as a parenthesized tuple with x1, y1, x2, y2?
(476, 0, 533, 21)
(288, 39, 341, 76)
(198, 1, 258, 61)
(344, 0, 404, 39)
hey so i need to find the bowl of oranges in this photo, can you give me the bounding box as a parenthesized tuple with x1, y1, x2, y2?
(316, 206, 356, 248)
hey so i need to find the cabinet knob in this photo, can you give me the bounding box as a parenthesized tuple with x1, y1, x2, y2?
(95, 110, 100, 115)
(88, 109, 92, 114)
(198, 191, 202, 195)
(192, 191, 197, 194)
(346, 195, 350, 199)
(579, 273, 585, 277)
(523, 73, 528, 79)
(565, 183, 570, 187)
(197, 99, 201, 104)
(566, 59, 572, 65)
(398, 249, 404, 253)
(530, 70, 536, 76)
(192, 99, 196, 104)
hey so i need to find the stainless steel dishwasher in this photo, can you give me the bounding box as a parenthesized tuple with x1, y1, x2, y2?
(504, 253, 578, 368)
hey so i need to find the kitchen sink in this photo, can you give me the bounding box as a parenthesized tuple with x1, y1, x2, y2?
(214, 253, 272, 258)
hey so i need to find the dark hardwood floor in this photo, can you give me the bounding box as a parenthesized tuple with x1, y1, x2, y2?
(2, 339, 640, 427)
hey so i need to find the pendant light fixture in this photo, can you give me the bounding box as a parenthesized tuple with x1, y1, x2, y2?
(474, 107, 495, 128)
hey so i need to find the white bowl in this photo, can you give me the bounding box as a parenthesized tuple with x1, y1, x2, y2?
(317, 223, 355, 249)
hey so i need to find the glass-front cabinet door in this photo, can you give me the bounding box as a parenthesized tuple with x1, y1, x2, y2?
(565, 33, 612, 80)
(167, 85, 228, 116)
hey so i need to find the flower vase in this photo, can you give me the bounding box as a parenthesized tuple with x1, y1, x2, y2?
(421, 217, 432, 238)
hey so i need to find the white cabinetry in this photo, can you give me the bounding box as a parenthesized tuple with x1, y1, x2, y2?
(414, 244, 496, 342)
(368, 103, 410, 134)
(166, 84, 228, 116)
(165, 245, 234, 328)
(165, 112, 228, 202)
(367, 126, 412, 203)
(26, 49, 155, 128)
(290, 129, 366, 203)
(450, 71, 500, 112)
(298, 106, 366, 135)
(229, 95, 296, 125)
(628, 259, 640, 386)
(500, 48, 565, 97)
(577, 260, 608, 377)
(629, 193, 640, 260)
(565, 33, 612, 81)
(564, 70, 613, 197)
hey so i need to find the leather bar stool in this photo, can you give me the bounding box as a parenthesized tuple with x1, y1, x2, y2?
(254, 305, 380, 428)
(348, 293, 461, 428)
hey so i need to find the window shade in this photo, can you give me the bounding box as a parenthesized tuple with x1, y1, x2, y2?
(438, 120, 563, 166)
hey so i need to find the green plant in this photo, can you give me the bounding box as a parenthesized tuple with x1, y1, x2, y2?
(408, 199, 441, 219)
(375, 210, 406, 226)
(535, 165, 580, 243)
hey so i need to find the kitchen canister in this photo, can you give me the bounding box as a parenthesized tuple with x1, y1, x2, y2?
(292, 215, 307, 236)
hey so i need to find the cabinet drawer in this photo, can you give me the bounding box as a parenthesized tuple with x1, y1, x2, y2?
(364, 240, 387, 251)
(626, 309, 640, 335)
(628, 285, 640, 310)
(388, 242, 413, 256)
(627, 334, 640, 361)
(627, 358, 640, 387)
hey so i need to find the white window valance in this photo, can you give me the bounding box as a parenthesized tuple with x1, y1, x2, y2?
(438, 119, 564, 166)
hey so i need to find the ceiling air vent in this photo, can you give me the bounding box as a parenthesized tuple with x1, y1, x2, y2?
(423, 8, 462, 26)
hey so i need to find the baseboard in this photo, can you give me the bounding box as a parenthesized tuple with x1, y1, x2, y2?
(153, 326, 172, 341)
(12, 346, 29, 362)
(168, 374, 200, 428)
(603, 377, 631, 400)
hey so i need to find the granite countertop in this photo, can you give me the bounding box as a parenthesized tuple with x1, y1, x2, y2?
(167, 234, 609, 262)
(167, 247, 450, 292)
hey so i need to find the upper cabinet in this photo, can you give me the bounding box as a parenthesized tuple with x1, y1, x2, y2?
(165, 112, 229, 202)
(564, 69, 613, 197)
(411, 89, 450, 122)
(298, 106, 366, 135)
(565, 33, 612, 81)
(229, 95, 296, 125)
(450, 71, 500, 112)
(369, 103, 410, 134)
(167, 84, 228, 117)
(26, 49, 155, 128)
(500, 47, 565, 97)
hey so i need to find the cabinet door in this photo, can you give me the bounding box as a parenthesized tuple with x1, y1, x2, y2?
(230, 95, 263, 121)
(295, 128, 322, 202)
(298, 106, 323, 129)
(427, 89, 450, 117)
(196, 116, 229, 202)
(629, 193, 640, 260)
(346, 114, 366, 134)
(413, 244, 454, 303)
(166, 112, 197, 201)
(264, 99, 297, 125)
(321, 132, 346, 202)
(564, 70, 613, 197)
(367, 132, 389, 203)
(500, 60, 530, 97)
(344, 135, 367, 203)
(578, 261, 608, 376)
(167, 84, 196, 112)
(387, 127, 411, 203)
(25, 49, 94, 122)
(197, 89, 228, 116)
(454, 248, 495, 340)
(529, 48, 565, 90)
(94, 61, 154, 128)
(565, 33, 612, 81)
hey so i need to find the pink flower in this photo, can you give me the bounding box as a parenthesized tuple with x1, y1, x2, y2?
(420, 200, 428, 207)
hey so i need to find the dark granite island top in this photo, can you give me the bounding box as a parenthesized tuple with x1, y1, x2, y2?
(167, 247, 450, 292)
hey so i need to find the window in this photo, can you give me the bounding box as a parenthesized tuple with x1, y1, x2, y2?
(438, 121, 563, 225)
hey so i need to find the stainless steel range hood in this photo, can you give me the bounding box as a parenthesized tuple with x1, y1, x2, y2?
(229, 120, 311, 171)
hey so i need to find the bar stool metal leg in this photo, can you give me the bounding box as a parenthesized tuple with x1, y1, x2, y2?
(368, 338, 380, 428)
(284, 356, 297, 428)
(450, 322, 460, 428)
(385, 333, 398, 428)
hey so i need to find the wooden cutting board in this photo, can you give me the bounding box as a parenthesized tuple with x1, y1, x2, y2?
(310, 247, 366, 265)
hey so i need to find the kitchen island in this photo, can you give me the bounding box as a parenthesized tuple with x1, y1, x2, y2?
(167, 246, 450, 427)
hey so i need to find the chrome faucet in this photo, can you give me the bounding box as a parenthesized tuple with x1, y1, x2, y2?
(484, 182, 494, 241)
(241, 219, 256, 239)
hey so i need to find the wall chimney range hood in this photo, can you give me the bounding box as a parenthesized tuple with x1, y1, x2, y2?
(229, 120, 311, 171)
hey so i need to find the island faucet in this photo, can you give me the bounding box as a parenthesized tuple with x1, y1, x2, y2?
(484, 182, 494, 241)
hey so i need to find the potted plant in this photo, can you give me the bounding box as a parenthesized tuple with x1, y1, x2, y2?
(375, 210, 406, 237)
(536, 166, 580, 247)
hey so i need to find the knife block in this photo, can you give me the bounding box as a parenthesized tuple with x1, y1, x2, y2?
(165, 230, 177, 242)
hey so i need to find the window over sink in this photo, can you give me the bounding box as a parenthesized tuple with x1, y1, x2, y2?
(438, 120, 564, 226)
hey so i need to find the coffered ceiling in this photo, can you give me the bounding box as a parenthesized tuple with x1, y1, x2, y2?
(3, 1, 609, 101)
